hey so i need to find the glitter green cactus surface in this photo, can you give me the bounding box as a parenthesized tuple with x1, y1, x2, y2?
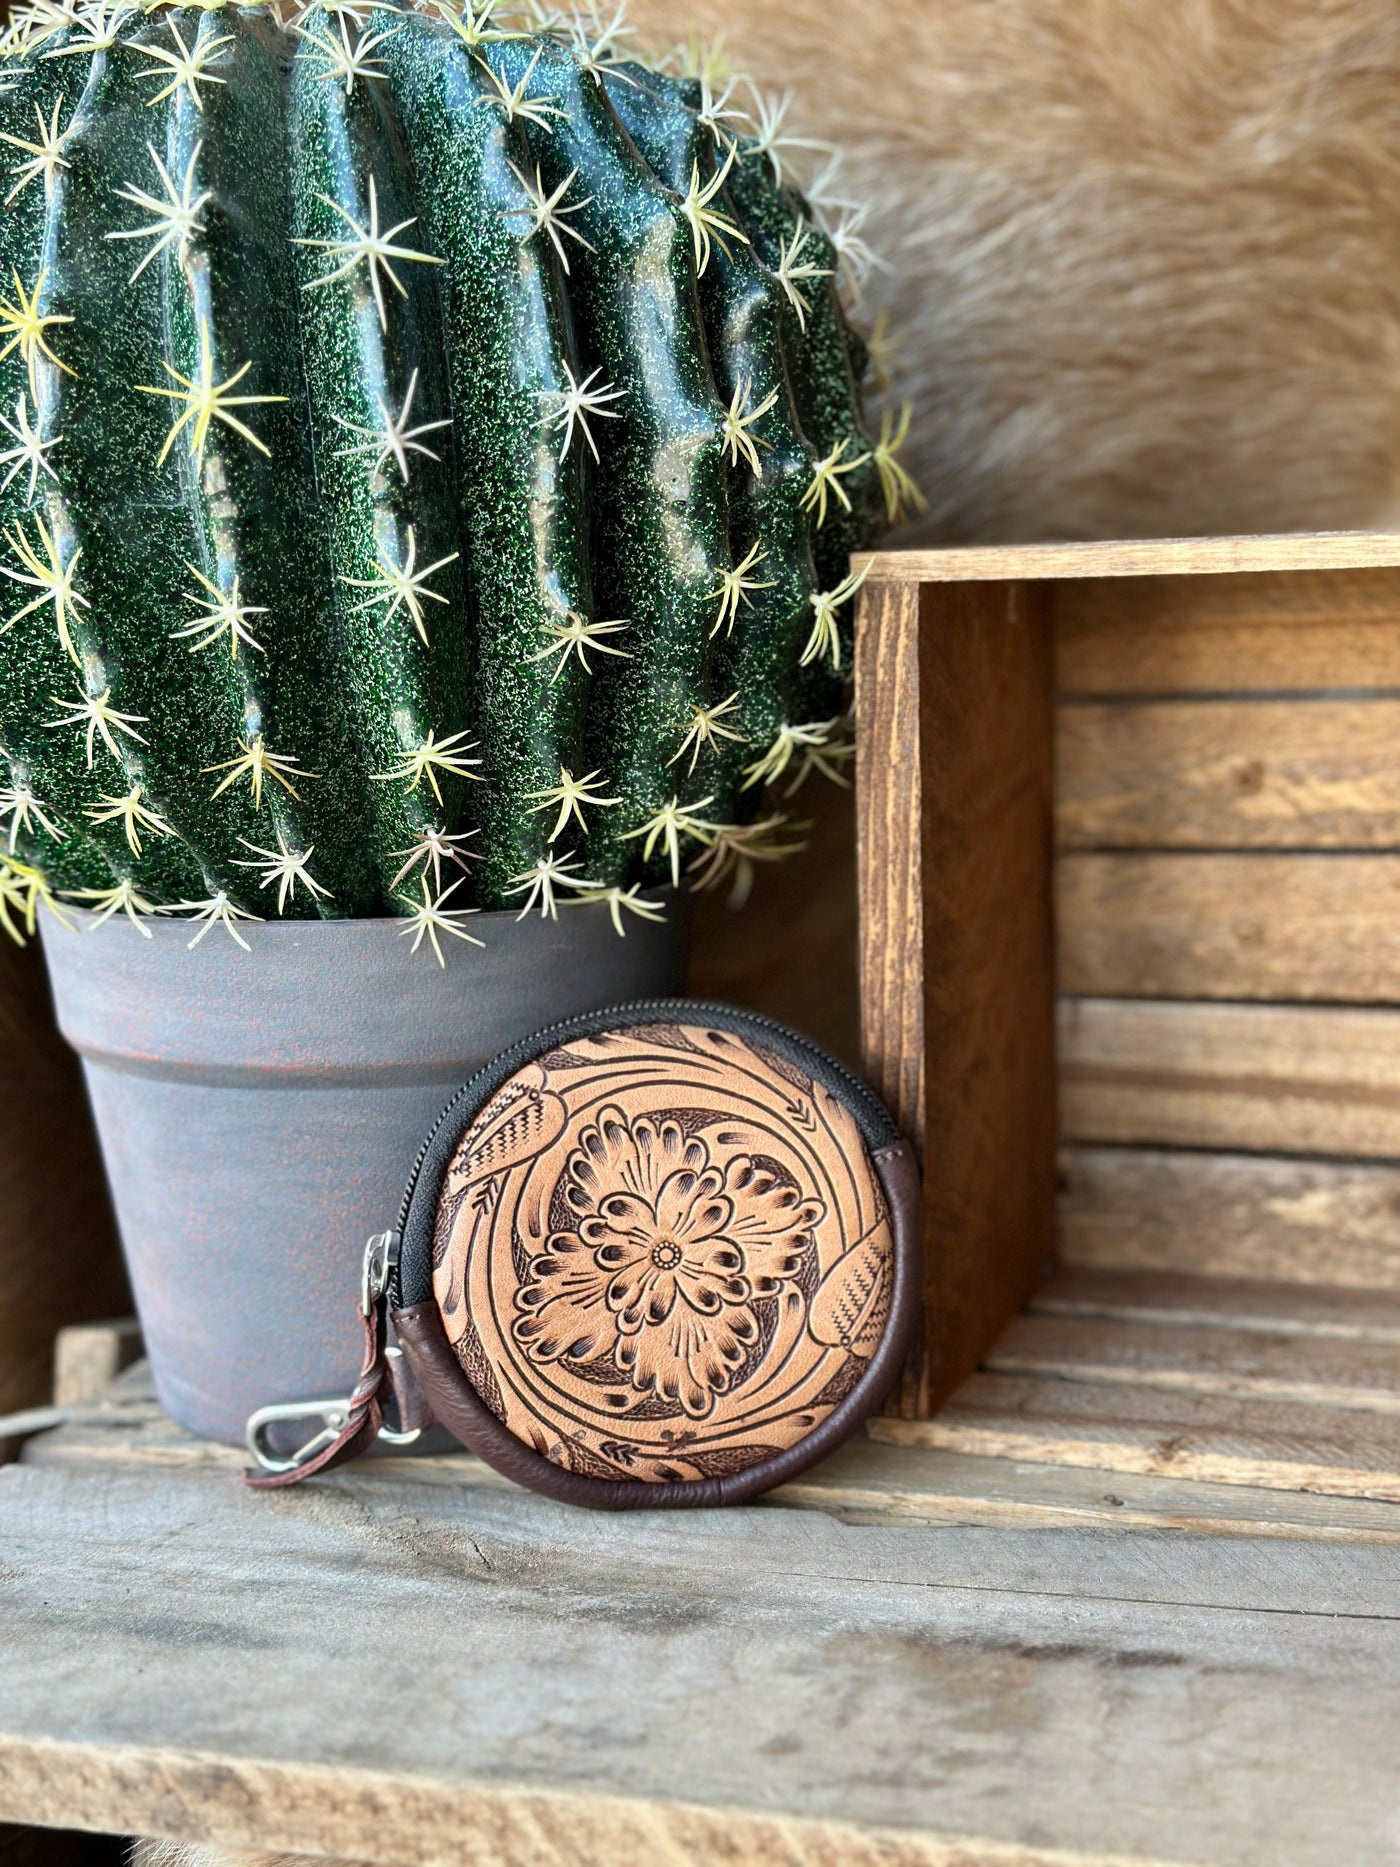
(0, 0, 918, 952)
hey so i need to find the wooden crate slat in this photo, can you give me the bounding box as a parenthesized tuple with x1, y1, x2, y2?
(0, 1732, 1208, 1867)
(858, 534, 1400, 586)
(875, 1371, 1400, 1500)
(781, 1439, 1400, 1544)
(1053, 565, 1400, 694)
(1059, 997, 1400, 1156)
(857, 579, 1057, 1416)
(1058, 1147, 1400, 1290)
(986, 1312, 1400, 1412)
(1059, 1146, 1400, 1286)
(854, 579, 926, 1139)
(1057, 699, 1400, 850)
(25, 1354, 1400, 1547)
(1031, 1267, 1400, 1337)
(1057, 852, 1400, 1000)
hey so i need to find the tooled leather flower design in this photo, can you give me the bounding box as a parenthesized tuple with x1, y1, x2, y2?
(513, 1106, 825, 1418)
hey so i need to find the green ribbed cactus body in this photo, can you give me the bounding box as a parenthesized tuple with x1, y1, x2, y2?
(0, 0, 886, 940)
(509, 38, 733, 888)
(605, 70, 823, 815)
(290, 13, 475, 907)
(384, 28, 596, 904)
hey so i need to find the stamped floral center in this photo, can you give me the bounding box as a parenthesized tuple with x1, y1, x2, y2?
(512, 1105, 830, 1420)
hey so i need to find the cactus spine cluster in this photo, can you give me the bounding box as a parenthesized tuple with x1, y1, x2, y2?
(0, 0, 917, 954)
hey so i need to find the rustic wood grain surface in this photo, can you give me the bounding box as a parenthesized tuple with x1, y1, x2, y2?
(1047, 528, 1400, 1443)
(1058, 1147, 1400, 1290)
(1054, 566, 1400, 693)
(4, 1356, 1400, 1867)
(1057, 699, 1400, 850)
(855, 577, 927, 1143)
(857, 532, 1400, 586)
(856, 579, 1057, 1418)
(1058, 997, 1400, 1155)
(17, 1353, 1400, 1544)
(870, 1269, 1400, 1510)
(1058, 852, 1400, 1000)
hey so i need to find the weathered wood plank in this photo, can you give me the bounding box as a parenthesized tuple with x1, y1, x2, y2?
(4, 1457, 1400, 1867)
(52, 1320, 143, 1413)
(27, 1361, 1400, 1545)
(856, 535, 1400, 587)
(1058, 998, 1400, 1155)
(856, 578, 927, 1148)
(875, 1371, 1400, 1500)
(14, 1449, 1400, 1631)
(1056, 700, 1400, 849)
(1058, 1149, 1400, 1289)
(1032, 1266, 1400, 1338)
(779, 1440, 1400, 1545)
(1057, 852, 1400, 1000)
(987, 1311, 1400, 1413)
(1052, 566, 1400, 693)
(859, 580, 1057, 1415)
(0, 1746, 1196, 1867)
(0, 1410, 68, 1470)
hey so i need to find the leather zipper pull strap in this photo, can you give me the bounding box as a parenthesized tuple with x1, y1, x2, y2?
(243, 1232, 403, 1487)
(243, 1301, 389, 1488)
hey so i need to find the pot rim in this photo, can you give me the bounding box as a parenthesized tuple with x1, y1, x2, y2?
(38, 887, 689, 1080)
(39, 887, 674, 947)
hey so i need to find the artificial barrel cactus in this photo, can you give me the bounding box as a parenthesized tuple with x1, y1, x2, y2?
(0, 0, 918, 954)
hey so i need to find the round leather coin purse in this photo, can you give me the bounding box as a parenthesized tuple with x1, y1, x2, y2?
(247, 999, 920, 1509)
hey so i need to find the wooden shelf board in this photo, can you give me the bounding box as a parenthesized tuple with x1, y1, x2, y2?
(4, 1357, 1400, 1867)
(14, 1358, 1400, 1546)
(857, 532, 1400, 585)
(5, 1291, 1400, 1865)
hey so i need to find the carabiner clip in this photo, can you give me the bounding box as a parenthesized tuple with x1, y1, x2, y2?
(245, 1355, 423, 1474)
(245, 1396, 354, 1476)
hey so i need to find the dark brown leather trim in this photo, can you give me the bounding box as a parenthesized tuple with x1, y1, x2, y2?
(384, 1341, 435, 1434)
(392, 1134, 922, 1511)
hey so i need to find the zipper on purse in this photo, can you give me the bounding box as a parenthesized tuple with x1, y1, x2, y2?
(385, 997, 899, 1309)
(362, 1229, 400, 1315)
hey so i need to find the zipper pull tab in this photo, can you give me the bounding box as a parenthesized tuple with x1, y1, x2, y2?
(361, 1229, 400, 1316)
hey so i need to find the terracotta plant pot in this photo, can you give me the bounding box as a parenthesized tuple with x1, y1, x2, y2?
(40, 901, 686, 1444)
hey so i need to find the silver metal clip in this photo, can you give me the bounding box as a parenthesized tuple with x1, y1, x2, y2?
(245, 1232, 412, 1475)
(377, 1344, 423, 1447)
(245, 1379, 421, 1475)
(245, 1396, 354, 1475)
(361, 1229, 400, 1316)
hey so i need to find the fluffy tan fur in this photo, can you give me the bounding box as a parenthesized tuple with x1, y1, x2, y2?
(629, 0, 1400, 542)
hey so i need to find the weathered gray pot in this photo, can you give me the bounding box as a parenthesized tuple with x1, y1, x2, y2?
(40, 900, 686, 1444)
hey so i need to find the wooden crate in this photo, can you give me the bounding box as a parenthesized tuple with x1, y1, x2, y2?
(856, 533, 1400, 1503)
(0, 939, 128, 1415)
